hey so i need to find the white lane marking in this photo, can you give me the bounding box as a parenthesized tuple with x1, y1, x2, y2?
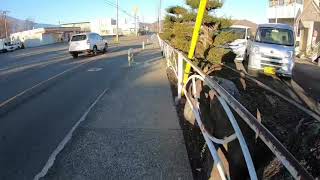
(87, 68, 103, 72)
(0, 56, 69, 76)
(33, 88, 109, 180)
(0, 46, 121, 109)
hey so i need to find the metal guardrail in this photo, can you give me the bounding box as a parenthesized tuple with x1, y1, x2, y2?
(158, 35, 314, 180)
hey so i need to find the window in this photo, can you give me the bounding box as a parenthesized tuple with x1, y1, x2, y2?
(71, 35, 87, 41)
(255, 27, 294, 46)
(223, 28, 247, 39)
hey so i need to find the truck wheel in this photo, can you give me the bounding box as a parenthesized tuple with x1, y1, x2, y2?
(247, 68, 259, 77)
(103, 43, 108, 53)
(72, 53, 78, 59)
(93, 46, 98, 55)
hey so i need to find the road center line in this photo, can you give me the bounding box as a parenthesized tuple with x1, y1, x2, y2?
(33, 88, 109, 180)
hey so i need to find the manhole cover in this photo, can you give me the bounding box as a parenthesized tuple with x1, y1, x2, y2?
(87, 68, 103, 72)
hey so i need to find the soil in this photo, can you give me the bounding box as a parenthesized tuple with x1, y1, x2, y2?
(166, 61, 320, 179)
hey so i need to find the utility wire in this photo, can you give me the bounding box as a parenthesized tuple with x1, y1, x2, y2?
(105, 0, 136, 18)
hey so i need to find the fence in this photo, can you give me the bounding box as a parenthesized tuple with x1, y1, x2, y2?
(158, 35, 314, 180)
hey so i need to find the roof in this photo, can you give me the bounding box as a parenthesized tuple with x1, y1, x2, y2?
(60, 22, 91, 25)
(71, 32, 93, 36)
(232, 19, 257, 30)
(231, 25, 251, 29)
(300, 0, 320, 21)
(10, 27, 81, 36)
(258, 23, 294, 30)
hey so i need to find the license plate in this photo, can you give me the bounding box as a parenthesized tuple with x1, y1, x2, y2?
(264, 67, 276, 75)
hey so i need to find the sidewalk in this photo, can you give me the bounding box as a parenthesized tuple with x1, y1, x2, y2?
(42, 45, 193, 179)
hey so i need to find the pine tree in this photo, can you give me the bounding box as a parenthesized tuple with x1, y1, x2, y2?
(161, 0, 237, 73)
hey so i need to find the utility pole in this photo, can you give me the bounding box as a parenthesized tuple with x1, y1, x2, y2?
(116, 0, 119, 42)
(1, 11, 10, 39)
(133, 6, 139, 36)
(135, 13, 137, 36)
(275, 0, 278, 23)
(158, 0, 162, 33)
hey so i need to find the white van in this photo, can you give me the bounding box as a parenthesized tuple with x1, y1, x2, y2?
(0, 39, 18, 52)
(246, 23, 295, 77)
(227, 25, 252, 61)
(69, 33, 108, 58)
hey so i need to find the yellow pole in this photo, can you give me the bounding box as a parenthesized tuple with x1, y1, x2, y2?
(184, 0, 208, 84)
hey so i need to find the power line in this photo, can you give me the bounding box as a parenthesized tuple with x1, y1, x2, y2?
(105, 0, 135, 18)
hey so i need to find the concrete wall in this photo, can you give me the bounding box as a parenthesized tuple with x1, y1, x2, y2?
(10, 29, 61, 48)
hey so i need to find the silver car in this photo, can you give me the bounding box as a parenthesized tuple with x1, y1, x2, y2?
(246, 23, 295, 77)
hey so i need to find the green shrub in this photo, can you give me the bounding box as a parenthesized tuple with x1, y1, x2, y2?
(161, 0, 237, 67)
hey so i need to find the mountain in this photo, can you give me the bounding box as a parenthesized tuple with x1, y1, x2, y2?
(7, 16, 58, 33)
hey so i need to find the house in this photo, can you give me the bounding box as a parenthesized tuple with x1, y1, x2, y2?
(298, 0, 320, 59)
(10, 27, 80, 48)
(61, 22, 91, 32)
(61, 18, 141, 36)
(267, 0, 304, 26)
(267, 0, 320, 59)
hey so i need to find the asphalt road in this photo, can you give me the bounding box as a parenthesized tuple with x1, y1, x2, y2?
(293, 62, 320, 101)
(0, 39, 143, 180)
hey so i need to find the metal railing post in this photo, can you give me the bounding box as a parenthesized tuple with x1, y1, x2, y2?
(177, 52, 184, 100)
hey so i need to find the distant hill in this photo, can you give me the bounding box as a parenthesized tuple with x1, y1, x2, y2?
(232, 19, 258, 32)
(7, 16, 58, 33)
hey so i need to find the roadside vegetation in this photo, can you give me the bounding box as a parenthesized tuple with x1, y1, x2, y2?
(161, 0, 320, 179)
(160, 0, 238, 73)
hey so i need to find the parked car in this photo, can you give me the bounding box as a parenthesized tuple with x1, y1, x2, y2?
(13, 41, 25, 49)
(0, 40, 19, 52)
(245, 23, 295, 77)
(227, 25, 252, 61)
(69, 32, 108, 58)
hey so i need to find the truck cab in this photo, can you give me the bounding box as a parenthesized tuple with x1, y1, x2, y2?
(0, 39, 19, 52)
(246, 23, 295, 77)
(227, 25, 252, 61)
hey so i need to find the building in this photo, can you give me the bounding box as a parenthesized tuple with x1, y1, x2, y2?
(90, 18, 117, 36)
(298, 0, 320, 58)
(10, 27, 80, 48)
(61, 18, 140, 36)
(61, 22, 91, 32)
(267, 0, 304, 26)
(268, 0, 320, 59)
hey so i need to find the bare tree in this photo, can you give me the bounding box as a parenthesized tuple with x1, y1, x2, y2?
(0, 11, 12, 39)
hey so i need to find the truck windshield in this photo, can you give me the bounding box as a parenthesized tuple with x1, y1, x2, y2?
(71, 35, 87, 41)
(255, 27, 294, 46)
(224, 28, 246, 39)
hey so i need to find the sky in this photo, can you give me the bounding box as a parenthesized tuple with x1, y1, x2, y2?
(0, 0, 268, 24)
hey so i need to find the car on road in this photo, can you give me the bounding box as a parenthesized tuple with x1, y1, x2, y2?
(0, 39, 19, 53)
(245, 23, 295, 77)
(69, 33, 108, 58)
(227, 25, 252, 61)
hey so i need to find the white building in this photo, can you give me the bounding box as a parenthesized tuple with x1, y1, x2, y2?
(62, 17, 141, 36)
(267, 0, 320, 58)
(267, 0, 304, 26)
(90, 17, 139, 36)
(61, 22, 91, 32)
(10, 27, 80, 48)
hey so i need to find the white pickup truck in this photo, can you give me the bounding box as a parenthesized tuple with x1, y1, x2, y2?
(227, 25, 252, 61)
(0, 39, 20, 52)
